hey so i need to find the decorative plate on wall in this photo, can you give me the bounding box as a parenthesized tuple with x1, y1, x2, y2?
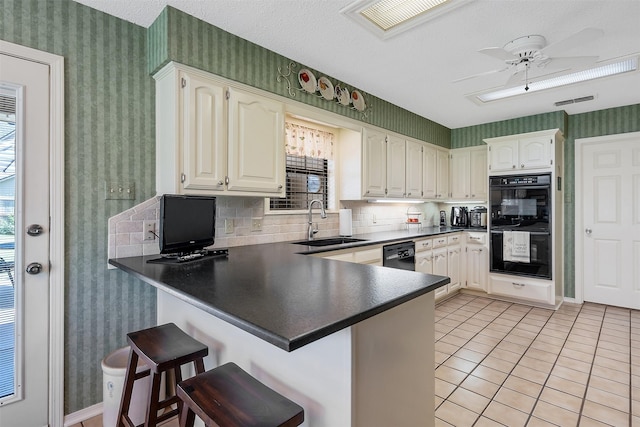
(298, 69, 317, 93)
(335, 85, 351, 105)
(351, 90, 366, 111)
(318, 77, 334, 100)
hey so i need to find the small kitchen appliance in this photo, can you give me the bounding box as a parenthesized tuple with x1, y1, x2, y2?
(450, 206, 468, 228)
(439, 211, 446, 227)
(469, 206, 487, 228)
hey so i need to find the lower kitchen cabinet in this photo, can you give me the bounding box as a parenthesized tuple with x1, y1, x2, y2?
(465, 232, 488, 292)
(313, 245, 383, 266)
(432, 248, 448, 300)
(488, 273, 555, 306)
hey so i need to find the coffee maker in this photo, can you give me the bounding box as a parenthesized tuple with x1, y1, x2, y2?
(450, 206, 469, 228)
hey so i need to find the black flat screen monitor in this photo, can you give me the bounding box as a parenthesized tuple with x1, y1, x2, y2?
(159, 194, 216, 255)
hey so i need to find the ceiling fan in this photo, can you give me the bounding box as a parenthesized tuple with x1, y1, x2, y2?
(454, 28, 604, 89)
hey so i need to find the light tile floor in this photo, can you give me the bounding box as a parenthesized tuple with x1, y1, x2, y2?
(435, 293, 640, 426)
(74, 293, 639, 427)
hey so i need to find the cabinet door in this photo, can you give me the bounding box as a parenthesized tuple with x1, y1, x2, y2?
(448, 245, 461, 292)
(519, 136, 552, 170)
(227, 88, 285, 194)
(422, 144, 437, 199)
(181, 72, 226, 191)
(466, 246, 488, 292)
(362, 128, 387, 197)
(469, 146, 488, 200)
(488, 140, 517, 172)
(433, 248, 448, 299)
(436, 149, 449, 199)
(386, 135, 406, 198)
(450, 150, 471, 199)
(405, 140, 422, 199)
(415, 251, 433, 274)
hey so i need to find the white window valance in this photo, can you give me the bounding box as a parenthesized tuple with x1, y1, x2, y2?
(285, 122, 334, 160)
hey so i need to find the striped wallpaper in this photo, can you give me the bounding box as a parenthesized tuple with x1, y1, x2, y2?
(1, 0, 157, 413)
(147, 6, 451, 148)
(2, 0, 639, 416)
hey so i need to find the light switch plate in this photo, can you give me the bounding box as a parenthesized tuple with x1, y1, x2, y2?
(105, 181, 135, 200)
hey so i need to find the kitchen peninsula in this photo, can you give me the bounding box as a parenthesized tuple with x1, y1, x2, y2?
(110, 234, 450, 426)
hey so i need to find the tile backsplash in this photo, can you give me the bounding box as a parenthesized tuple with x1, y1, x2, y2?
(107, 196, 442, 264)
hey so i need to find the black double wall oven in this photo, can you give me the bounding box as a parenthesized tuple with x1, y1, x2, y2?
(489, 173, 552, 279)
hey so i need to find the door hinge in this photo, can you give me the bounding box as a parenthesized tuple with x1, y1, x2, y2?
(181, 77, 186, 88)
(550, 139, 553, 144)
(489, 164, 492, 170)
(225, 90, 230, 100)
(550, 159, 553, 165)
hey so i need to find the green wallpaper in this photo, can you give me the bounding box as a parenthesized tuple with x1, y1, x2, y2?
(451, 111, 567, 148)
(1, 0, 157, 413)
(564, 104, 640, 297)
(148, 6, 451, 148)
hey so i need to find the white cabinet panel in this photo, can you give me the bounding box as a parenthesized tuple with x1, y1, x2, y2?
(363, 128, 387, 197)
(386, 135, 406, 198)
(436, 149, 449, 199)
(406, 140, 423, 199)
(422, 145, 437, 199)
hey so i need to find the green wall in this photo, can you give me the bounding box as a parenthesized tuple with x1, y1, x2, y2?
(147, 6, 451, 148)
(1, 0, 157, 413)
(451, 104, 640, 298)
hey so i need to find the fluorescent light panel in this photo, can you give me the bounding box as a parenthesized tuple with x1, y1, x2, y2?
(360, 0, 450, 30)
(475, 57, 638, 103)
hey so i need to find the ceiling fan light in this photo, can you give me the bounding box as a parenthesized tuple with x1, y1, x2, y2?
(475, 57, 638, 103)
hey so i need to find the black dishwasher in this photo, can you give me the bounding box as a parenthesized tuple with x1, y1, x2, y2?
(383, 241, 415, 271)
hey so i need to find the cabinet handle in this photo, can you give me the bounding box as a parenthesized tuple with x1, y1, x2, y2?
(180, 173, 186, 183)
(512, 282, 525, 288)
(278, 185, 283, 189)
(471, 194, 475, 197)
(521, 164, 525, 168)
(466, 195, 469, 198)
(512, 165, 516, 169)
(217, 180, 224, 186)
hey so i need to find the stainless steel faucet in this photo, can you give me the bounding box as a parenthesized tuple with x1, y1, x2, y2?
(307, 199, 327, 240)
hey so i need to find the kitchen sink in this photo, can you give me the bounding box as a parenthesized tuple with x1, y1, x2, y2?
(292, 237, 367, 247)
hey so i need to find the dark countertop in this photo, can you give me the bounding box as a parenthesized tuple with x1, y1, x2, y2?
(109, 227, 463, 352)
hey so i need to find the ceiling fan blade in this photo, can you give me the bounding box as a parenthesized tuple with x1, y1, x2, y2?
(478, 47, 516, 61)
(451, 66, 510, 83)
(541, 28, 604, 57)
(543, 56, 599, 70)
(504, 69, 525, 87)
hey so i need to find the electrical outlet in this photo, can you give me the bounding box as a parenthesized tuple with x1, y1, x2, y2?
(143, 220, 156, 241)
(251, 218, 262, 232)
(225, 219, 234, 234)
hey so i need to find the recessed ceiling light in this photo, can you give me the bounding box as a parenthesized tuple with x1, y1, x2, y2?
(341, 0, 474, 39)
(471, 57, 638, 103)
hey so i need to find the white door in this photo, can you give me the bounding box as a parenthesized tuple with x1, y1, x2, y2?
(579, 132, 640, 309)
(0, 53, 51, 426)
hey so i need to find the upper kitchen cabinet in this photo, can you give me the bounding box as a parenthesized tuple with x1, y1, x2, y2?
(450, 146, 487, 201)
(362, 128, 387, 198)
(435, 148, 450, 200)
(405, 140, 423, 199)
(154, 62, 285, 197)
(486, 129, 561, 175)
(421, 144, 449, 200)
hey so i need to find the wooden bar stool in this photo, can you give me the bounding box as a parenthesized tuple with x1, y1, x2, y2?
(117, 323, 209, 427)
(177, 362, 304, 427)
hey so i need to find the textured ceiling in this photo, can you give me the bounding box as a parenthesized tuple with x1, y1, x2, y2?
(73, 0, 640, 129)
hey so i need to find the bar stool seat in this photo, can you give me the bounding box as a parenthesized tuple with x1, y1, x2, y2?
(117, 323, 208, 427)
(177, 362, 304, 427)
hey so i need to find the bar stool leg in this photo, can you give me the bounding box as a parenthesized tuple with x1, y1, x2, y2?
(117, 350, 139, 427)
(178, 405, 195, 427)
(145, 372, 163, 427)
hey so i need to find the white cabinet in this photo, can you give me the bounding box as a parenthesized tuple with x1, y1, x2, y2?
(154, 63, 285, 197)
(386, 135, 406, 198)
(422, 145, 437, 199)
(486, 129, 558, 174)
(465, 232, 488, 292)
(435, 149, 450, 200)
(450, 146, 488, 201)
(406, 140, 423, 199)
(489, 274, 554, 306)
(432, 247, 449, 300)
(313, 245, 383, 266)
(422, 232, 462, 301)
(362, 128, 387, 197)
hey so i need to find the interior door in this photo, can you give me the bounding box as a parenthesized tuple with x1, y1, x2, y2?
(0, 53, 51, 427)
(580, 132, 640, 309)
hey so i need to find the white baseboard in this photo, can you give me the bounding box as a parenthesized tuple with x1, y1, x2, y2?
(562, 297, 581, 305)
(64, 402, 102, 426)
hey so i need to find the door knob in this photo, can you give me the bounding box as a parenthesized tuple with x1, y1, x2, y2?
(26, 262, 43, 275)
(585, 228, 592, 235)
(27, 224, 44, 236)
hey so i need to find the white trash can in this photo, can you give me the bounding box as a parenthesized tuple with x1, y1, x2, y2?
(101, 346, 150, 427)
